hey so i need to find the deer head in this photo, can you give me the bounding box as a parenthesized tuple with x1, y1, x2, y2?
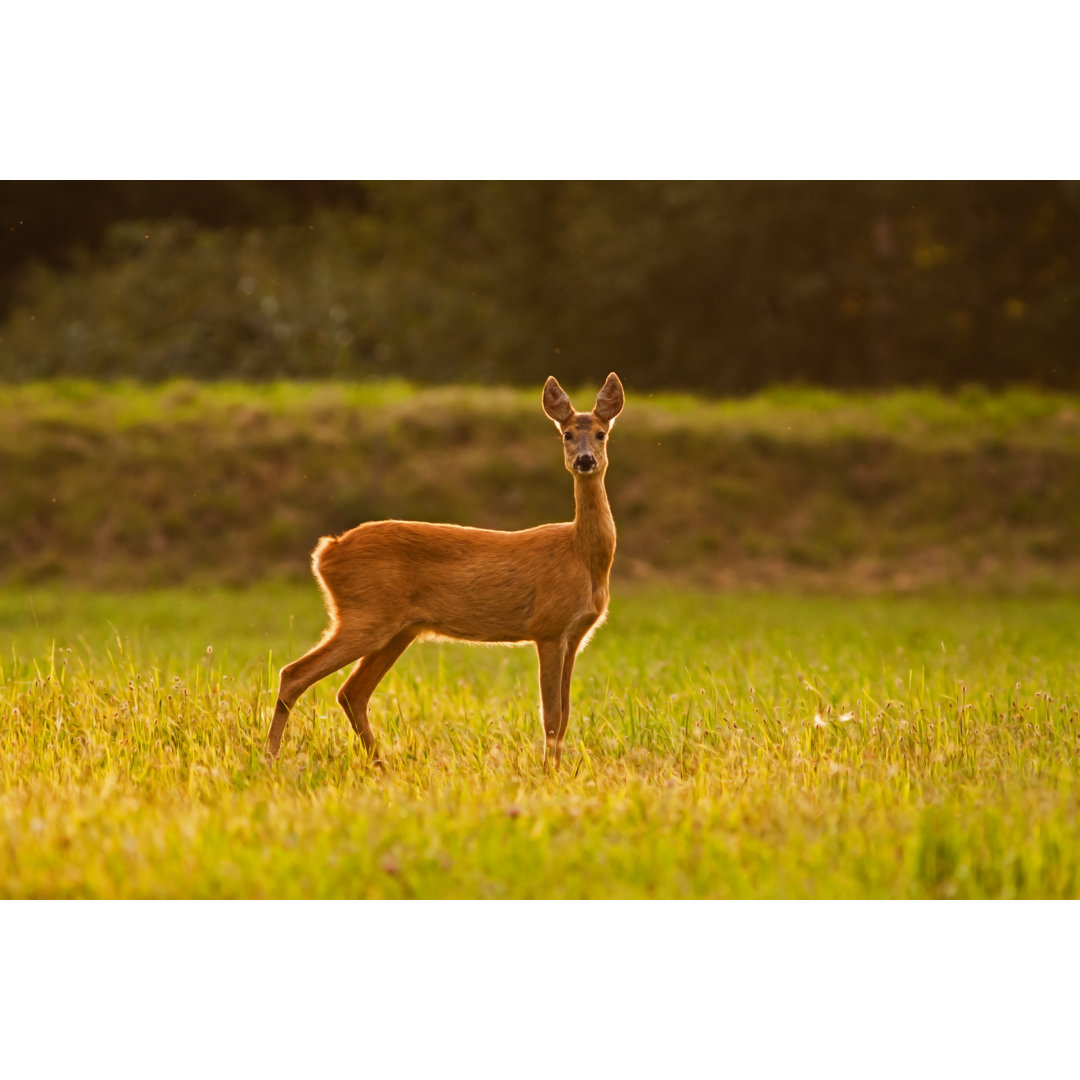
(543, 373, 625, 478)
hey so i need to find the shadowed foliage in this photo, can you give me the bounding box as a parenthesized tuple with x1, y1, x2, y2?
(2, 182, 1077, 391)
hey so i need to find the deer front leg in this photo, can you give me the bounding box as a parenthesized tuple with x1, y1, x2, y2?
(556, 635, 585, 760)
(536, 639, 569, 768)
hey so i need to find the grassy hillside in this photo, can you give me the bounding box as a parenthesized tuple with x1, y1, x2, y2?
(3, 380, 1080, 590)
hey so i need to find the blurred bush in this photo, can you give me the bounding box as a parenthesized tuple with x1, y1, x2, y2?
(1, 181, 1078, 391)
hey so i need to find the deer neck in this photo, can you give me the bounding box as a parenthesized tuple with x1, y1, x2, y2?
(571, 473, 616, 584)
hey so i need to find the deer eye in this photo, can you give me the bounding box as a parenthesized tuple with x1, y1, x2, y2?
(563, 430, 573, 440)
(595, 431, 606, 441)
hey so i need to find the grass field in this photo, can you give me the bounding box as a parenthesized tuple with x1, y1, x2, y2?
(3, 582, 1078, 898)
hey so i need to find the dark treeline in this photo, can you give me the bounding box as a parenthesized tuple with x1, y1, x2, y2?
(1, 181, 1077, 391)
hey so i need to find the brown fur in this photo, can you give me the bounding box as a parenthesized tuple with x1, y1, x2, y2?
(265, 373, 625, 768)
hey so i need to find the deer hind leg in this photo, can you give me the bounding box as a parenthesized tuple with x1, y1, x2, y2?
(537, 639, 569, 769)
(266, 624, 393, 760)
(337, 629, 415, 764)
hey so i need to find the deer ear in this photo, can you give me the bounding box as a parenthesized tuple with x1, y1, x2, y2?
(594, 373, 624, 422)
(543, 376, 574, 425)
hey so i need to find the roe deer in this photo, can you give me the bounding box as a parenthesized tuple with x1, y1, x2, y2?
(265, 372, 625, 768)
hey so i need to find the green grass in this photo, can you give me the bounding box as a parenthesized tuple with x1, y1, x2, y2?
(3, 583, 1079, 898)
(4, 380, 1080, 591)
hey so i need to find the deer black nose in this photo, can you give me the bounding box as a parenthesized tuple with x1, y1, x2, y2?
(574, 454, 597, 472)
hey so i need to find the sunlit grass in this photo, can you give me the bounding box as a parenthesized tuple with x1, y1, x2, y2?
(3, 584, 1079, 898)
(7, 378, 1078, 447)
